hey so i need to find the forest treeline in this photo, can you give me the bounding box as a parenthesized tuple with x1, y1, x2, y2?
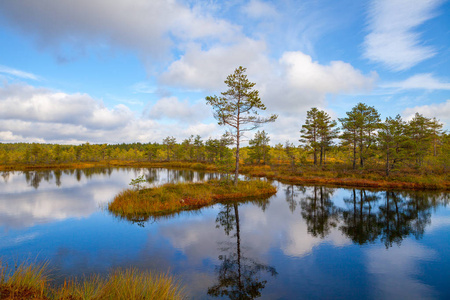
(0, 103, 449, 176)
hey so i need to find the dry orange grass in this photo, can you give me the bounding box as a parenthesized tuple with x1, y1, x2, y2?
(108, 179, 277, 219)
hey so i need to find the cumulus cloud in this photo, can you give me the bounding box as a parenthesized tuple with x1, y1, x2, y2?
(279, 51, 376, 93)
(147, 96, 211, 123)
(0, 83, 133, 130)
(159, 47, 375, 145)
(0, 131, 44, 143)
(363, 0, 442, 71)
(382, 73, 450, 90)
(0, 82, 222, 143)
(0, 0, 240, 62)
(402, 99, 450, 124)
(161, 47, 375, 118)
(262, 51, 376, 116)
(160, 38, 271, 90)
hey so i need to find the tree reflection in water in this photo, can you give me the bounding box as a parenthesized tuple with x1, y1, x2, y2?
(285, 184, 305, 213)
(25, 170, 53, 189)
(378, 190, 433, 248)
(1, 171, 10, 183)
(300, 186, 339, 238)
(292, 186, 448, 249)
(340, 189, 380, 245)
(208, 202, 277, 300)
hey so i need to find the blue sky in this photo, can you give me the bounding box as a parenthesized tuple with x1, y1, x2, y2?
(0, 0, 449, 144)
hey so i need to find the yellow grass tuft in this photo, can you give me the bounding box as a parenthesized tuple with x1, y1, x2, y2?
(0, 260, 185, 300)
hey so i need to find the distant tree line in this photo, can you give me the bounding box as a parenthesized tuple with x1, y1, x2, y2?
(0, 103, 448, 175)
(0, 136, 235, 165)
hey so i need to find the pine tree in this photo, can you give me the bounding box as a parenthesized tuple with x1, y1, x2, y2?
(406, 113, 434, 167)
(339, 103, 380, 169)
(378, 115, 407, 176)
(248, 130, 271, 164)
(429, 117, 444, 157)
(206, 66, 277, 185)
(300, 108, 320, 165)
(316, 110, 339, 166)
(162, 136, 176, 161)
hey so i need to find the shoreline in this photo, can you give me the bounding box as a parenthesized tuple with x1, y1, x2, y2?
(1, 160, 448, 191)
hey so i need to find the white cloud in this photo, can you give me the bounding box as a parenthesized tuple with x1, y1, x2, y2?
(147, 96, 211, 123)
(402, 99, 450, 124)
(0, 82, 224, 143)
(279, 51, 376, 94)
(0, 0, 240, 62)
(0, 83, 133, 130)
(363, 0, 442, 71)
(0, 131, 44, 143)
(261, 51, 376, 116)
(181, 123, 219, 138)
(382, 73, 450, 90)
(161, 47, 375, 120)
(160, 48, 375, 145)
(160, 38, 271, 90)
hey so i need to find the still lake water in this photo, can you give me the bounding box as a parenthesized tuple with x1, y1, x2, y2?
(0, 167, 449, 299)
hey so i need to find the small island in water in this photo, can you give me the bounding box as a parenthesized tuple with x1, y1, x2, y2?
(108, 179, 277, 221)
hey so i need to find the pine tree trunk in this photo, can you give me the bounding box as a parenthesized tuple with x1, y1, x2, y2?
(386, 146, 390, 177)
(313, 148, 317, 165)
(235, 131, 240, 186)
(320, 146, 323, 166)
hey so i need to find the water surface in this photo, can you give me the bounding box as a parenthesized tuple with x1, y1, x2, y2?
(0, 168, 449, 299)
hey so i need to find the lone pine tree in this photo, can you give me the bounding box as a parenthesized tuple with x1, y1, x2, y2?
(206, 66, 277, 185)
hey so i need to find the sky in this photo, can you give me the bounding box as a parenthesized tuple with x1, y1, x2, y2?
(0, 0, 449, 145)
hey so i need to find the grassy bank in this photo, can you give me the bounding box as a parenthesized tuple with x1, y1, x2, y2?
(108, 179, 277, 219)
(0, 261, 184, 300)
(1, 160, 448, 190)
(240, 165, 450, 190)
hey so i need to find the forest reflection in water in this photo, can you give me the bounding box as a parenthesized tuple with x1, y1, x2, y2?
(1, 168, 449, 299)
(1, 167, 223, 189)
(283, 184, 449, 249)
(2, 168, 448, 249)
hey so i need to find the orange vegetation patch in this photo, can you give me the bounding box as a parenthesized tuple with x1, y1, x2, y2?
(108, 179, 277, 219)
(240, 165, 449, 190)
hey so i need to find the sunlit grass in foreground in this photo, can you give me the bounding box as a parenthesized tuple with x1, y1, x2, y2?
(108, 179, 277, 220)
(0, 261, 185, 299)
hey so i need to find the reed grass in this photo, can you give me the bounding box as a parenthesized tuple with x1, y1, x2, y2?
(0, 261, 185, 300)
(53, 268, 184, 300)
(108, 179, 277, 218)
(0, 261, 49, 299)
